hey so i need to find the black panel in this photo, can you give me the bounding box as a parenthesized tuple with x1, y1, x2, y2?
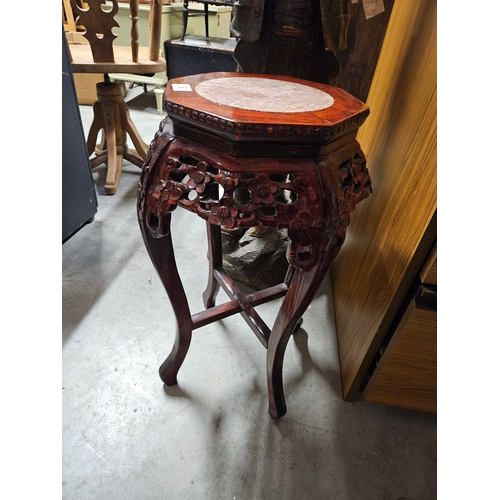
(165, 35, 237, 79)
(62, 28, 98, 243)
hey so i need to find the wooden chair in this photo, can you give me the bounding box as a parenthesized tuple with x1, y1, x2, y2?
(180, 0, 235, 40)
(65, 0, 166, 194)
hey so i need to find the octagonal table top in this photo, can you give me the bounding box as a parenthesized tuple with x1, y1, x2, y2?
(164, 72, 369, 156)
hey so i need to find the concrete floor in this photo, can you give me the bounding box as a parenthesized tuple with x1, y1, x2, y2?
(62, 86, 437, 499)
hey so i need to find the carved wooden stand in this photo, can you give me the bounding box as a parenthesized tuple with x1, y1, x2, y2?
(137, 73, 372, 418)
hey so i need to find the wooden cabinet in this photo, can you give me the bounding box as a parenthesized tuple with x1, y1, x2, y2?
(364, 248, 437, 413)
(364, 297, 437, 412)
(330, 0, 437, 412)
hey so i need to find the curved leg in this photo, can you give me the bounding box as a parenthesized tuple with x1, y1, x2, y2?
(123, 150, 146, 169)
(267, 158, 343, 418)
(95, 132, 107, 156)
(100, 98, 122, 195)
(202, 222, 222, 309)
(139, 213, 193, 386)
(90, 151, 108, 170)
(283, 265, 302, 332)
(120, 100, 149, 159)
(86, 101, 104, 158)
(267, 242, 335, 419)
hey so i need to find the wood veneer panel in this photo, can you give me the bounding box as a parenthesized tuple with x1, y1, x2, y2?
(330, 0, 437, 401)
(364, 301, 437, 413)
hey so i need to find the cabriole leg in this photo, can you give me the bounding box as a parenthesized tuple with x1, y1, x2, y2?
(202, 222, 222, 309)
(139, 213, 193, 386)
(267, 242, 336, 419)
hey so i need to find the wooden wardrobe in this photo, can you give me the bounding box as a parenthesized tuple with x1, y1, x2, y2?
(330, 0, 437, 412)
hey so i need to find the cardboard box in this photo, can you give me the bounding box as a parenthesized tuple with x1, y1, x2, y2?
(72, 73, 104, 105)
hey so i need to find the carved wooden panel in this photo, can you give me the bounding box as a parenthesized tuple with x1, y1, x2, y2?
(138, 125, 371, 271)
(71, 0, 119, 63)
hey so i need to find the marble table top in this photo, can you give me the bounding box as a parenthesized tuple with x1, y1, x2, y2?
(164, 73, 370, 157)
(194, 77, 335, 113)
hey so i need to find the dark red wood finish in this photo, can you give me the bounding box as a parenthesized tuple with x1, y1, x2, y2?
(137, 73, 372, 418)
(163, 72, 369, 158)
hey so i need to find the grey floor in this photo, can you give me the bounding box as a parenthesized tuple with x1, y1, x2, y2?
(62, 86, 437, 499)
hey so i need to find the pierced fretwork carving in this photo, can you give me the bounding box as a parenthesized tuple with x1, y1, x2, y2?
(71, 0, 119, 63)
(138, 133, 371, 271)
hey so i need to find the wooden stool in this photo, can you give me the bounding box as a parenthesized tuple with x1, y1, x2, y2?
(137, 72, 372, 418)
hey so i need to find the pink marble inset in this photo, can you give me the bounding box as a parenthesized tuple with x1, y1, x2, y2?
(195, 77, 334, 113)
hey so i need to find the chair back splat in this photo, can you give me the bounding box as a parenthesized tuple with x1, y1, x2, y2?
(67, 0, 165, 74)
(72, 0, 119, 63)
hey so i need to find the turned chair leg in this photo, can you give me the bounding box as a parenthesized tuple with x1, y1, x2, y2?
(154, 86, 164, 115)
